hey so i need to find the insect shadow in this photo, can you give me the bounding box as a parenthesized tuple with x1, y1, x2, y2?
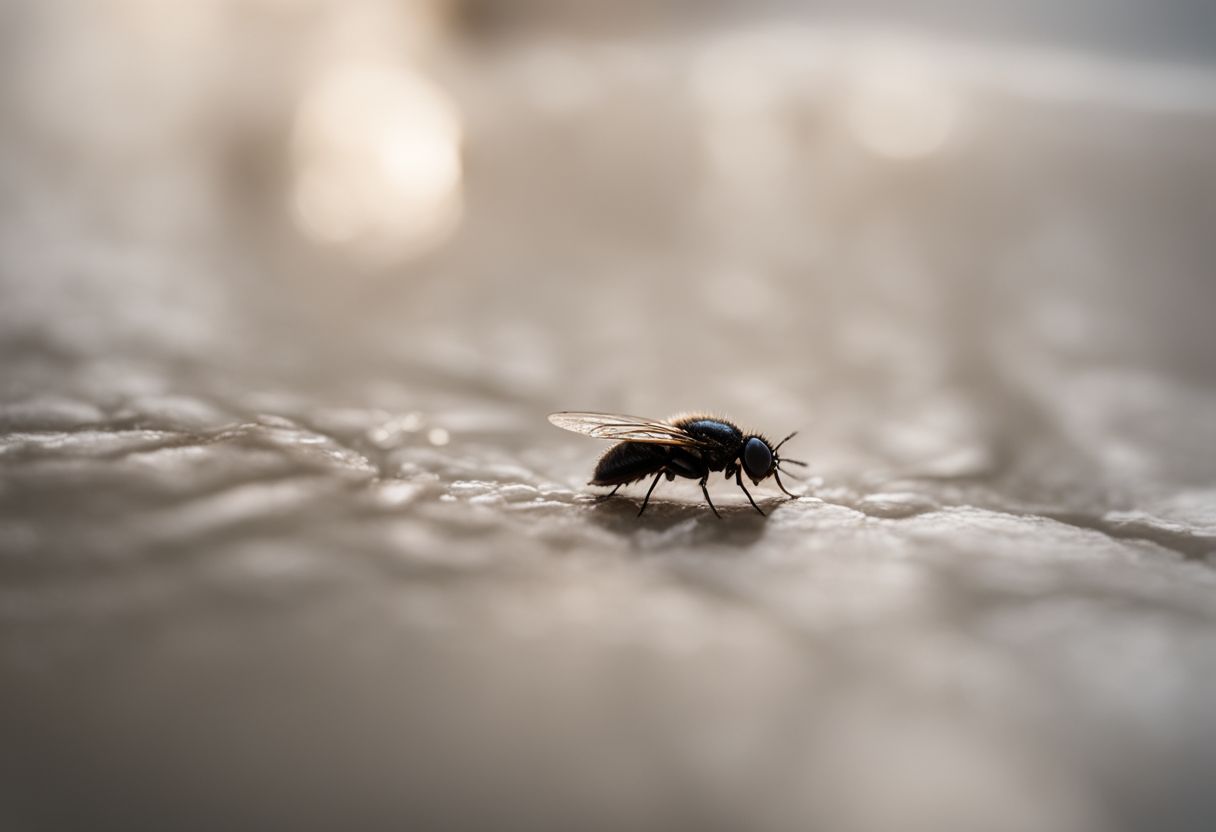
(584, 492, 772, 547)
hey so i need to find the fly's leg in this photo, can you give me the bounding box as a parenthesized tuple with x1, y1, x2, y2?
(637, 471, 664, 517)
(699, 477, 723, 519)
(773, 470, 799, 499)
(735, 469, 765, 516)
(595, 484, 622, 502)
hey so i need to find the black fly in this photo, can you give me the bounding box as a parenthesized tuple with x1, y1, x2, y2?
(548, 412, 807, 518)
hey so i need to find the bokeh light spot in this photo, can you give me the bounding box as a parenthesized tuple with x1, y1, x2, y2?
(848, 52, 959, 160)
(291, 63, 463, 263)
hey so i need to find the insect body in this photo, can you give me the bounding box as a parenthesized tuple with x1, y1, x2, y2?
(548, 412, 807, 518)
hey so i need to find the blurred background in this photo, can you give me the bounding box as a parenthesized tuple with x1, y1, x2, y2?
(2, 2, 1216, 831)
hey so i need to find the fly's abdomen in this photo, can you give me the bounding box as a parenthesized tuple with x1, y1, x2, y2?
(591, 442, 667, 486)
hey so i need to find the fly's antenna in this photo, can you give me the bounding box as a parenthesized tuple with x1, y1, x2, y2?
(774, 453, 809, 479)
(773, 431, 807, 480)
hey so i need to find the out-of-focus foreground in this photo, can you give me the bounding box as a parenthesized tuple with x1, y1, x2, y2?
(2, 2, 1216, 831)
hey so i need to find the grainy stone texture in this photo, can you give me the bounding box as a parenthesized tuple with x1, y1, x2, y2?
(2, 6, 1216, 832)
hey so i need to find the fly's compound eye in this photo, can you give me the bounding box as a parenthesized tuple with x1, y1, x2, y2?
(742, 437, 773, 480)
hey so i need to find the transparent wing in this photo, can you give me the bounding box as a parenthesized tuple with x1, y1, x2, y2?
(547, 412, 701, 446)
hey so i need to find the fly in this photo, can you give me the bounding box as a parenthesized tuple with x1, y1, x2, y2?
(548, 411, 807, 518)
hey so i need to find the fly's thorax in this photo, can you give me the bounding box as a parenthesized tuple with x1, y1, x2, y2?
(675, 417, 743, 444)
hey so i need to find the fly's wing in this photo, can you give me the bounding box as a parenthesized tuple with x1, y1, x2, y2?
(547, 412, 702, 447)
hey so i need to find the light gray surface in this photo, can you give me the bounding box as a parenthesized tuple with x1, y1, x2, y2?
(2, 6, 1216, 832)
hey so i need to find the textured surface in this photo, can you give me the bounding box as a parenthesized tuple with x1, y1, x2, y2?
(3, 8, 1216, 832)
